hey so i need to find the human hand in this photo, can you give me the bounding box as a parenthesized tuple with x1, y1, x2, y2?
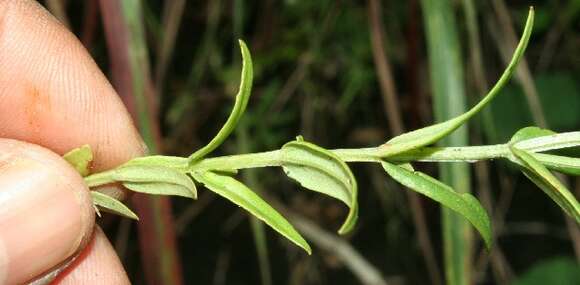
(0, 1, 145, 284)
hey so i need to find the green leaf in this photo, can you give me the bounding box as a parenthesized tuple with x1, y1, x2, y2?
(380, 8, 534, 158)
(511, 131, 580, 153)
(63, 145, 93, 177)
(113, 165, 197, 199)
(509, 126, 556, 144)
(280, 140, 358, 234)
(91, 191, 139, 220)
(511, 257, 580, 285)
(381, 161, 492, 248)
(510, 147, 580, 223)
(191, 171, 311, 254)
(188, 40, 253, 163)
(124, 155, 188, 168)
(532, 153, 580, 176)
(123, 182, 196, 199)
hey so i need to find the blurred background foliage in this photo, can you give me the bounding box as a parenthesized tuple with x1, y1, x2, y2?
(44, 0, 579, 284)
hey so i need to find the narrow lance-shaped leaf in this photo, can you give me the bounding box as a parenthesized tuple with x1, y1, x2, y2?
(512, 131, 580, 153)
(506, 127, 580, 175)
(531, 153, 580, 176)
(124, 155, 188, 168)
(379, 8, 534, 158)
(63, 144, 93, 177)
(123, 182, 196, 199)
(191, 171, 312, 254)
(280, 139, 358, 234)
(381, 161, 492, 248)
(510, 147, 580, 223)
(188, 40, 253, 163)
(113, 165, 191, 184)
(113, 165, 197, 199)
(91, 191, 139, 220)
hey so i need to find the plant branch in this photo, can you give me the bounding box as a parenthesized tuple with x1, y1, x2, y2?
(85, 131, 580, 187)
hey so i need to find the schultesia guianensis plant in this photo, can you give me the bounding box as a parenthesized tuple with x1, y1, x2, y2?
(63, 8, 579, 254)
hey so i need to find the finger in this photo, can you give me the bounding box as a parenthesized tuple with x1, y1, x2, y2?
(0, 139, 94, 285)
(51, 227, 130, 285)
(0, 0, 145, 172)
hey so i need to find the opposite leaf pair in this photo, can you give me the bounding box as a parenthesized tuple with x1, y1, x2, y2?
(508, 127, 580, 223)
(63, 146, 197, 220)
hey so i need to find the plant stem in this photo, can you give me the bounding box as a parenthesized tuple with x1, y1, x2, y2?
(192, 144, 509, 171)
(84, 131, 580, 187)
(386, 144, 509, 162)
(191, 150, 283, 170)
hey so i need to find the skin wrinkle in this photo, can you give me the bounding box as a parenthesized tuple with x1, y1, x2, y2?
(0, 0, 144, 172)
(54, 228, 131, 285)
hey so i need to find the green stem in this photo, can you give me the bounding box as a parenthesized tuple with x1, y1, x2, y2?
(387, 144, 509, 162)
(191, 150, 282, 171)
(84, 131, 580, 187)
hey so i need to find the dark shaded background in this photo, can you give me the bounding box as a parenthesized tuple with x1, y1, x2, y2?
(42, 0, 580, 284)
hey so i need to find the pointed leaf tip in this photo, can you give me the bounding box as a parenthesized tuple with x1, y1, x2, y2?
(188, 40, 254, 163)
(192, 171, 312, 254)
(381, 8, 534, 158)
(91, 191, 139, 220)
(382, 161, 493, 248)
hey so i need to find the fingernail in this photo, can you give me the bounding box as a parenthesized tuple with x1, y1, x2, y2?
(26, 248, 83, 285)
(0, 156, 93, 284)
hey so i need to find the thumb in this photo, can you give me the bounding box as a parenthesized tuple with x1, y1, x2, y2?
(0, 139, 94, 284)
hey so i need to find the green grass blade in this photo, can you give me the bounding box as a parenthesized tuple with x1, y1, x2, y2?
(418, 2, 481, 284)
(380, 8, 534, 158)
(510, 147, 580, 223)
(191, 171, 312, 254)
(103, 1, 184, 284)
(236, 121, 273, 285)
(250, 217, 272, 285)
(280, 139, 358, 234)
(188, 40, 253, 163)
(382, 162, 492, 248)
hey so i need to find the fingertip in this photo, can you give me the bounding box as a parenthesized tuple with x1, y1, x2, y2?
(52, 227, 130, 285)
(0, 139, 95, 284)
(0, 0, 145, 172)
